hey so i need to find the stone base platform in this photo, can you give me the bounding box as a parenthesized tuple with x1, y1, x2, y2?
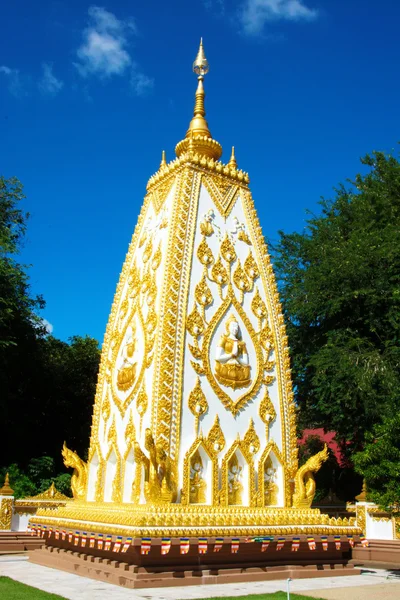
(352, 539, 400, 570)
(0, 531, 44, 554)
(29, 536, 361, 589)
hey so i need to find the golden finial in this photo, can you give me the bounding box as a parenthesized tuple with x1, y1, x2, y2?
(228, 146, 237, 169)
(160, 150, 167, 169)
(187, 38, 211, 138)
(175, 39, 222, 160)
(0, 473, 14, 496)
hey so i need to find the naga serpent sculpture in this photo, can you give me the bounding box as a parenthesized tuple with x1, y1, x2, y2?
(62, 443, 88, 500)
(292, 444, 329, 508)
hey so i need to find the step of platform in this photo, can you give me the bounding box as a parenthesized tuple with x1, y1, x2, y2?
(29, 546, 361, 589)
(0, 531, 44, 553)
(352, 538, 400, 570)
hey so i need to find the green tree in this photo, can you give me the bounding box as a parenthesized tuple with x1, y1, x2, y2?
(271, 150, 400, 473)
(0, 176, 100, 469)
(353, 414, 400, 509)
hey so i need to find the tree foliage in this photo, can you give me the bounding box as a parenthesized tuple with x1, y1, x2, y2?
(272, 150, 400, 502)
(0, 176, 100, 474)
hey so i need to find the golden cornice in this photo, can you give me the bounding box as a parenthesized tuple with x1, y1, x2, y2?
(146, 153, 250, 193)
(33, 501, 360, 538)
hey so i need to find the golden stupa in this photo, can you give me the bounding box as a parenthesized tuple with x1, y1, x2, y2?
(35, 41, 358, 540)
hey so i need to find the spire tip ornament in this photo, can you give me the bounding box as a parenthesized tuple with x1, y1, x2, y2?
(0, 473, 14, 496)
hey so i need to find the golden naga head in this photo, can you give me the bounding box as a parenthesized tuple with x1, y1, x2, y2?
(307, 443, 329, 472)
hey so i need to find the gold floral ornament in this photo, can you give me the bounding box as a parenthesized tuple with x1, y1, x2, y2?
(244, 252, 259, 280)
(259, 390, 276, 440)
(128, 263, 141, 297)
(136, 385, 148, 433)
(220, 234, 236, 263)
(101, 394, 111, 436)
(251, 288, 268, 320)
(215, 314, 251, 390)
(195, 275, 213, 311)
(189, 450, 207, 504)
(186, 304, 204, 336)
(243, 418, 260, 455)
(116, 329, 137, 392)
(233, 259, 251, 294)
(197, 238, 214, 266)
(188, 377, 209, 435)
(62, 444, 87, 500)
(107, 416, 117, 444)
(211, 256, 229, 286)
(142, 237, 153, 263)
(207, 415, 225, 455)
(151, 243, 162, 271)
(125, 411, 136, 446)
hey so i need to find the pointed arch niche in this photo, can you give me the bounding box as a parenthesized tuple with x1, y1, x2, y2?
(258, 441, 285, 508)
(122, 446, 136, 503)
(182, 438, 215, 505)
(104, 444, 122, 503)
(87, 445, 104, 502)
(221, 440, 254, 507)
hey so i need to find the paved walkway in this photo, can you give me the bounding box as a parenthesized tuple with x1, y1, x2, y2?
(1, 555, 400, 599)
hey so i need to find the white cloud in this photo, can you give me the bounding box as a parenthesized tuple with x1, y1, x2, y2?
(42, 318, 54, 334)
(38, 63, 64, 96)
(240, 0, 318, 35)
(0, 65, 26, 97)
(130, 70, 154, 96)
(75, 6, 135, 78)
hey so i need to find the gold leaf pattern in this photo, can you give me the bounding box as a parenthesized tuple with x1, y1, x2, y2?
(243, 418, 261, 454)
(233, 259, 250, 292)
(136, 385, 148, 417)
(207, 415, 225, 454)
(197, 238, 214, 266)
(244, 252, 259, 280)
(251, 288, 268, 319)
(211, 256, 229, 285)
(186, 305, 204, 336)
(189, 343, 202, 360)
(195, 276, 213, 307)
(259, 390, 276, 425)
(142, 238, 153, 263)
(188, 378, 208, 417)
(220, 235, 236, 263)
(191, 361, 206, 375)
(125, 412, 136, 445)
(151, 243, 162, 271)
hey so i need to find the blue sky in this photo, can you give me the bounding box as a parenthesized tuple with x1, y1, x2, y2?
(1, 0, 399, 343)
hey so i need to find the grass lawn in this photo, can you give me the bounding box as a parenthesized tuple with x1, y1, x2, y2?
(0, 577, 67, 600)
(190, 594, 322, 600)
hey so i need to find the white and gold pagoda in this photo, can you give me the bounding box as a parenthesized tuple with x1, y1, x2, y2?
(36, 41, 358, 539)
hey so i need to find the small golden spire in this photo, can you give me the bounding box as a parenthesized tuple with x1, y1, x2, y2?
(228, 146, 237, 169)
(0, 473, 14, 496)
(160, 150, 167, 168)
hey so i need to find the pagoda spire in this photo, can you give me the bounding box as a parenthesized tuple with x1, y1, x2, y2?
(175, 39, 222, 160)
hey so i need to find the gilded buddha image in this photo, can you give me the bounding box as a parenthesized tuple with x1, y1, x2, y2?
(264, 457, 279, 506)
(116, 330, 137, 391)
(228, 454, 243, 505)
(215, 315, 251, 389)
(189, 450, 207, 504)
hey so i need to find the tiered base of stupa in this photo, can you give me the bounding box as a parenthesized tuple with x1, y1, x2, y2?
(29, 503, 362, 588)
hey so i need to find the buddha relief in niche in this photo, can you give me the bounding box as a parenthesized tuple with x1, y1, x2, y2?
(215, 315, 251, 389)
(189, 450, 207, 504)
(228, 454, 243, 505)
(116, 329, 137, 391)
(264, 457, 279, 506)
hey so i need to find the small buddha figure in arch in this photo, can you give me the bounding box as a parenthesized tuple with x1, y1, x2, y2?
(117, 329, 137, 391)
(264, 456, 279, 506)
(215, 315, 251, 389)
(228, 453, 244, 505)
(189, 449, 207, 504)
